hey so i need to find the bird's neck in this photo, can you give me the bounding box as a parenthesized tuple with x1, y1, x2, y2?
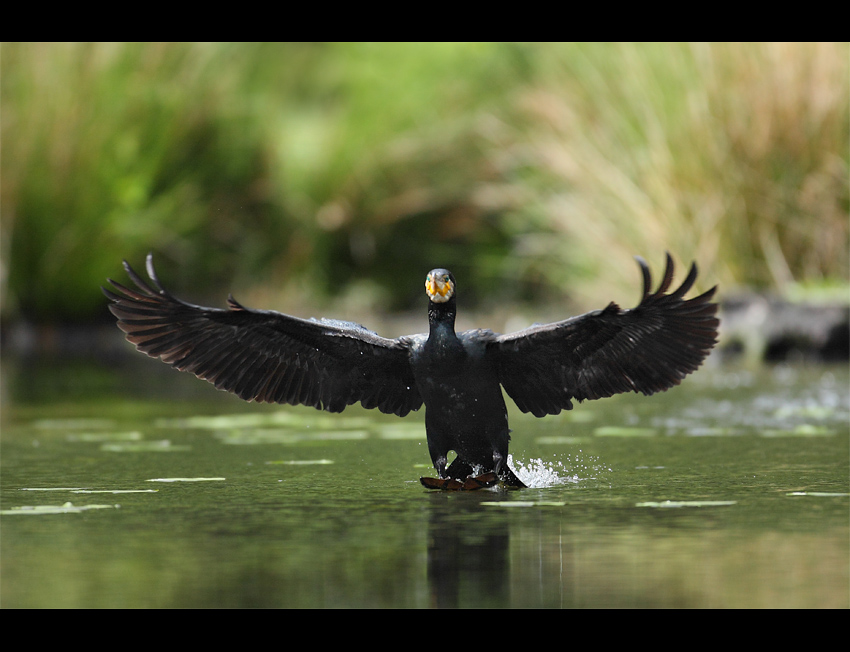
(427, 299, 459, 346)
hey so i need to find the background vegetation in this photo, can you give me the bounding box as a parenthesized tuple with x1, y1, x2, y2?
(2, 42, 847, 326)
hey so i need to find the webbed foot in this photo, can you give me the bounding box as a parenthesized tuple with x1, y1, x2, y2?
(420, 472, 499, 491)
(462, 472, 499, 490)
(420, 476, 463, 490)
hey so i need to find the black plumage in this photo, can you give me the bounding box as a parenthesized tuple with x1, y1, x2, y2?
(103, 253, 718, 489)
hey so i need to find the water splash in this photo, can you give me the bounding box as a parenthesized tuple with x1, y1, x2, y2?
(509, 454, 604, 488)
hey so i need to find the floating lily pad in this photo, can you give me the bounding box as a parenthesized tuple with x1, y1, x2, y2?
(100, 440, 190, 452)
(216, 429, 369, 445)
(594, 427, 657, 437)
(20, 487, 88, 491)
(19, 487, 157, 494)
(537, 436, 584, 444)
(1, 502, 118, 515)
(685, 427, 742, 436)
(377, 424, 425, 439)
(774, 405, 836, 420)
(146, 477, 226, 482)
(760, 425, 835, 437)
(481, 501, 567, 507)
(636, 500, 737, 508)
(266, 459, 334, 465)
(67, 431, 143, 442)
(71, 489, 158, 494)
(156, 414, 297, 429)
(157, 412, 371, 430)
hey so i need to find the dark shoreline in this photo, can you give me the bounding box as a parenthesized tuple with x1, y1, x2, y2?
(2, 296, 848, 364)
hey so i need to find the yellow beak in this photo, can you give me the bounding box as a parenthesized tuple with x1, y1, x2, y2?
(426, 275, 453, 303)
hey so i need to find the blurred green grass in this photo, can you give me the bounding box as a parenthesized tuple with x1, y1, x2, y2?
(2, 42, 847, 324)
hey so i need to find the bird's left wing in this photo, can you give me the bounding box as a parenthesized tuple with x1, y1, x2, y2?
(102, 255, 422, 416)
(490, 254, 719, 417)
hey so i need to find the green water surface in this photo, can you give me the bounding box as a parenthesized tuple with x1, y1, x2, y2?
(1, 358, 847, 608)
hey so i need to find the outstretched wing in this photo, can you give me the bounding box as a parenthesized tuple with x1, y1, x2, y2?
(102, 255, 422, 416)
(491, 254, 718, 417)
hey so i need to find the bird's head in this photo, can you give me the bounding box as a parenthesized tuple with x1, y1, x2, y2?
(425, 269, 455, 304)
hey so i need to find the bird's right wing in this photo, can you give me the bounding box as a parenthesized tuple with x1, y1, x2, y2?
(102, 255, 423, 416)
(490, 254, 719, 417)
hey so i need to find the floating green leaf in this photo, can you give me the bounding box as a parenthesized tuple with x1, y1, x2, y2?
(20, 487, 87, 491)
(1, 503, 118, 515)
(482, 501, 567, 507)
(537, 436, 584, 444)
(595, 427, 657, 437)
(67, 431, 143, 442)
(761, 425, 835, 437)
(71, 489, 158, 494)
(100, 440, 190, 452)
(146, 477, 226, 482)
(266, 459, 334, 465)
(216, 429, 369, 445)
(636, 500, 737, 508)
(377, 424, 425, 440)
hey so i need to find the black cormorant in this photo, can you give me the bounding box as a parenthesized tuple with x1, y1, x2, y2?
(103, 254, 718, 490)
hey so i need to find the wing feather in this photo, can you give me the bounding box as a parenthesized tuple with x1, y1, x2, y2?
(492, 254, 719, 417)
(103, 255, 422, 416)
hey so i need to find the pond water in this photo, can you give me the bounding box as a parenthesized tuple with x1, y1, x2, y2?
(1, 356, 847, 608)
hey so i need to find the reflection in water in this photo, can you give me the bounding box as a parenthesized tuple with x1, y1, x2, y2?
(425, 493, 511, 608)
(422, 456, 593, 608)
